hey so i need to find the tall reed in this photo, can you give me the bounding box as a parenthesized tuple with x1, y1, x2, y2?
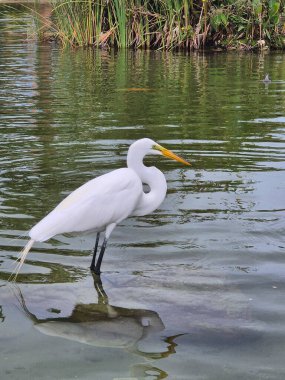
(32, 0, 285, 50)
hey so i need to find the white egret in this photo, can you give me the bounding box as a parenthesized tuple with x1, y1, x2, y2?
(262, 74, 271, 83)
(13, 138, 190, 278)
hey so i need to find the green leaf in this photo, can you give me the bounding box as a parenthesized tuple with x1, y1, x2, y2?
(210, 14, 221, 30)
(271, 14, 279, 25)
(253, 0, 262, 15)
(269, 1, 280, 17)
(220, 13, 228, 27)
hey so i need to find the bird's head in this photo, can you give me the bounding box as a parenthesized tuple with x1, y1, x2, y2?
(130, 138, 191, 166)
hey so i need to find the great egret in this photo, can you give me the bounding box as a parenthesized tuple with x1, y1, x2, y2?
(13, 138, 190, 278)
(262, 74, 271, 83)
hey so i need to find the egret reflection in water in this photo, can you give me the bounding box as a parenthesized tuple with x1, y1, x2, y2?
(13, 274, 179, 359)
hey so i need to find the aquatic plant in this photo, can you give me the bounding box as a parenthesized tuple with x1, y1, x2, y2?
(30, 0, 285, 50)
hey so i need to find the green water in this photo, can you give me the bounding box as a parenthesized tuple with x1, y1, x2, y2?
(1, 7, 285, 380)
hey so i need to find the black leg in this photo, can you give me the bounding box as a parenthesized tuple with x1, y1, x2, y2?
(90, 232, 100, 271)
(93, 237, 108, 275)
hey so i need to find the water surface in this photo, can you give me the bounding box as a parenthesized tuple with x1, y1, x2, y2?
(1, 7, 285, 380)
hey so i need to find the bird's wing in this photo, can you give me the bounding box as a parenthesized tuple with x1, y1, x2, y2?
(29, 168, 142, 241)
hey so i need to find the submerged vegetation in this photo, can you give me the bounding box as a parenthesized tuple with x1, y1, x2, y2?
(33, 0, 285, 50)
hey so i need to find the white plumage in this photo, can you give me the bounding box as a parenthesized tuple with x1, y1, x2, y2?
(12, 138, 190, 279)
(30, 168, 143, 242)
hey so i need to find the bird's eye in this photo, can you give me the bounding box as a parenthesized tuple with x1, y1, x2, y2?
(152, 144, 161, 152)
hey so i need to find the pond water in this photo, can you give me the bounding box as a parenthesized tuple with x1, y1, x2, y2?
(1, 7, 285, 380)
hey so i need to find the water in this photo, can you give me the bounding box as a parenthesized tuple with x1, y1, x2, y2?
(1, 7, 285, 380)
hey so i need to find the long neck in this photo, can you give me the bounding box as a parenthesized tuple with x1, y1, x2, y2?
(127, 148, 167, 217)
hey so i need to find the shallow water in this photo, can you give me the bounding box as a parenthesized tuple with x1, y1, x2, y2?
(1, 7, 285, 380)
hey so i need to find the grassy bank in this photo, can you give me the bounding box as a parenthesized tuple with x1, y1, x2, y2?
(33, 0, 285, 50)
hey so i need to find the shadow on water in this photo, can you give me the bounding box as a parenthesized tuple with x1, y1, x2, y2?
(2, 260, 265, 378)
(12, 274, 179, 360)
(11, 270, 263, 344)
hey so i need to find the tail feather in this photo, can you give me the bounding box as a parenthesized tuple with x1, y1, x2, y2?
(9, 239, 35, 282)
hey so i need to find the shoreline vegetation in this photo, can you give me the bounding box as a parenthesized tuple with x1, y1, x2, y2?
(8, 1, 285, 50)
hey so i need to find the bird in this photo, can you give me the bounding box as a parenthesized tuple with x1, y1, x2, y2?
(262, 74, 271, 83)
(12, 138, 190, 279)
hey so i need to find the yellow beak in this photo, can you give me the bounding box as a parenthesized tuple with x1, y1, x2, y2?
(155, 144, 191, 166)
